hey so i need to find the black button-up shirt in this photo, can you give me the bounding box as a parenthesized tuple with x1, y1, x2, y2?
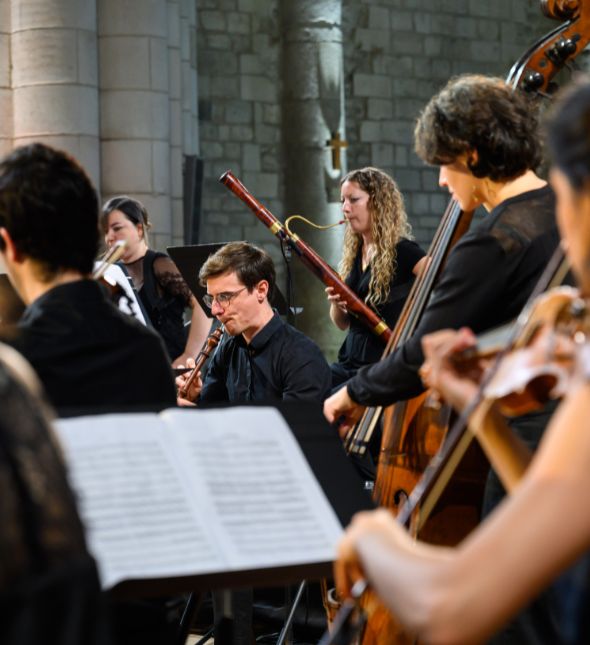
(199, 313, 331, 403)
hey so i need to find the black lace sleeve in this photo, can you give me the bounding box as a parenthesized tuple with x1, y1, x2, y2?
(152, 255, 193, 305)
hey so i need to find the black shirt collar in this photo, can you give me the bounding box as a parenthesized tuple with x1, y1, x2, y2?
(239, 312, 282, 353)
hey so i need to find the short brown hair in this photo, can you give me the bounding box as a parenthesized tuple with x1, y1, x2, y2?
(414, 74, 541, 181)
(199, 241, 276, 297)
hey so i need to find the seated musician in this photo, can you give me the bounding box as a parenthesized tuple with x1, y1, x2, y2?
(333, 78, 590, 645)
(0, 143, 176, 415)
(324, 74, 558, 446)
(177, 240, 331, 645)
(177, 240, 331, 406)
(102, 195, 212, 367)
(327, 167, 426, 389)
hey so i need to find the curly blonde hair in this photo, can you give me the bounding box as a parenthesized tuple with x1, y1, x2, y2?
(339, 167, 412, 308)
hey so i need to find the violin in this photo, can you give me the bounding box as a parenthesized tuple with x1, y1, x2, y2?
(93, 240, 127, 281)
(475, 286, 588, 416)
(94, 241, 150, 325)
(177, 326, 224, 401)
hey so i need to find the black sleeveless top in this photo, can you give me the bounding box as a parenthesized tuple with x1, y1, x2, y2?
(332, 239, 425, 385)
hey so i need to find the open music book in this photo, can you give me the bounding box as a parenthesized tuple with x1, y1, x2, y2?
(54, 406, 347, 591)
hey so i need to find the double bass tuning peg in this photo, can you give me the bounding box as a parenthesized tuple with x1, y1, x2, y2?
(547, 37, 578, 64)
(522, 70, 546, 92)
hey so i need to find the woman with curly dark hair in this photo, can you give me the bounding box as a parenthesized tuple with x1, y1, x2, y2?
(414, 74, 545, 213)
(327, 167, 426, 387)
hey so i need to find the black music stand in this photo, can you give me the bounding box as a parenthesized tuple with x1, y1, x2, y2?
(106, 402, 373, 599)
(167, 243, 289, 317)
(97, 402, 373, 643)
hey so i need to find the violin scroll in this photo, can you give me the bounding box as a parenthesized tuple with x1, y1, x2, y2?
(471, 287, 589, 416)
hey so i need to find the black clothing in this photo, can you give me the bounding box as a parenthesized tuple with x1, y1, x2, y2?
(200, 312, 332, 404)
(201, 313, 331, 645)
(332, 239, 425, 386)
(348, 186, 563, 645)
(0, 347, 110, 645)
(124, 250, 193, 361)
(348, 186, 560, 406)
(5, 280, 176, 415)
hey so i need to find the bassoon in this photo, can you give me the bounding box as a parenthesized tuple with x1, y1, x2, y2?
(219, 170, 392, 344)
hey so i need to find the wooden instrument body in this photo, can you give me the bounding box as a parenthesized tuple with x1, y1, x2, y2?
(219, 171, 392, 343)
(359, 396, 488, 645)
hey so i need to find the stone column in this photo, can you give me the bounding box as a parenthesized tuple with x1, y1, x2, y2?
(10, 0, 100, 184)
(0, 0, 12, 158)
(180, 0, 198, 157)
(168, 0, 184, 245)
(280, 0, 346, 359)
(98, 0, 171, 249)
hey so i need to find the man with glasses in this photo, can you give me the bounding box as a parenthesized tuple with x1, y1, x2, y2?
(177, 240, 331, 405)
(176, 241, 331, 645)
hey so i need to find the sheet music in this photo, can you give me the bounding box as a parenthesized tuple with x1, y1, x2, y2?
(95, 262, 147, 324)
(55, 407, 343, 589)
(56, 414, 224, 588)
(162, 408, 343, 569)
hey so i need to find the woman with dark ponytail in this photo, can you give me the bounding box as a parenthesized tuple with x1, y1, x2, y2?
(102, 196, 211, 366)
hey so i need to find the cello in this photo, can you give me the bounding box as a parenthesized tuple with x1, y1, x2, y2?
(320, 255, 586, 645)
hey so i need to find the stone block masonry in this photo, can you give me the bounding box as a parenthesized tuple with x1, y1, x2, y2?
(342, 0, 552, 249)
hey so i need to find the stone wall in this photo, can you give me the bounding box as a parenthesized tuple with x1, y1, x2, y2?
(341, 0, 554, 248)
(0, 0, 12, 159)
(196, 0, 284, 269)
(197, 1, 556, 255)
(9, 0, 101, 183)
(195, 0, 557, 353)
